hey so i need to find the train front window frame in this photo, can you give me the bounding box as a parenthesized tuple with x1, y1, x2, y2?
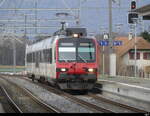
(58, 47, 76, 62)
(77, 47, 95, 62)
(58, 38, 96, 63)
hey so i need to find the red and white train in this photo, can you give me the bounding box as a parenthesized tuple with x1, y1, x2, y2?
(26, 27, 100, 90)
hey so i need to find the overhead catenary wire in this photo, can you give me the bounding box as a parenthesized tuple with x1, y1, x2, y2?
(0, 0, 5, 7)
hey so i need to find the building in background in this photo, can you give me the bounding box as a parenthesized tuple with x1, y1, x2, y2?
(115, 36, 150, 78)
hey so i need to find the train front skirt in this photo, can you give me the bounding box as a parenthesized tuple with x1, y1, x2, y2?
(57, 73, 97, 90)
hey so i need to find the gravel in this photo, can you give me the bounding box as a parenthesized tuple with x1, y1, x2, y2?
(75, 95, 134, 113)
(3, 76, 93, 113)
(0, 78, 50, 113)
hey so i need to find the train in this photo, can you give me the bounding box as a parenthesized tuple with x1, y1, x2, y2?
(26, 24, 100, 90)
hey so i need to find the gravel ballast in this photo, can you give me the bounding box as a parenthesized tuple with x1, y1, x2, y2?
(2, 76, 93, 113)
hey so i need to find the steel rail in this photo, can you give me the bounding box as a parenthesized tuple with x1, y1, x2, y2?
(32, 82, 114, 113)
(0, 76, 62, 113)
(1, 74, 148, 113)
(23, 88, 62, 113)
(8, 75, 113, 113)
(88, 93, 148, 113)
(0, 86, 23, 113)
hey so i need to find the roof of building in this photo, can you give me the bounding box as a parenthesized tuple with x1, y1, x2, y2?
(133, 4, 150, 20)
(114, 36, 150, 57)
(133, 4, 150, 15)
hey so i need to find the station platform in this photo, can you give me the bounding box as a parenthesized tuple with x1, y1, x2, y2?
(97, 75, 150, 103)
(0, 104, 5, 113)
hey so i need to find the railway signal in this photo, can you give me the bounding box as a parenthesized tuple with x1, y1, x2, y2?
(128, 13, 138, 24)
(131, 1, 136, 10)
(128, 0, 138, 24)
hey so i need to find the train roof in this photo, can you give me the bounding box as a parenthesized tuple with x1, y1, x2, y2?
(26, 35, 96, 54)
(26, 36, 58, 53)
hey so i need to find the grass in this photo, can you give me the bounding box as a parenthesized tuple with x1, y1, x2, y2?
(0, 65, 25, 72)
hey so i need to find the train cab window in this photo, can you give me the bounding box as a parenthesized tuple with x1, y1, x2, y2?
(77, 42, 95, 62)
(58, 42, 76, 62)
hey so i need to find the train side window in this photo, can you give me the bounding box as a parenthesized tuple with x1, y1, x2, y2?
(41, 51, 44, 62)
(33, 52, 35, 63)
(27, 53, 32, 63)
(50, 48, 52, 64)
(31, 52, 34, 63)
(39, 51, 42, 62)
(54, 47, 56, 63)
(27, 54, 29, 62)
(43, 49, 52, 63)
(35, 52, 39, 67)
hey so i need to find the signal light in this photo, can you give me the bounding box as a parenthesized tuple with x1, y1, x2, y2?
(131, 1, 136, 10)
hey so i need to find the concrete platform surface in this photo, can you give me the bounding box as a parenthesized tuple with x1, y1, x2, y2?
(97, 76, 150, 103)
(98, 76, 150, 90)
(0, 104, 5, 113)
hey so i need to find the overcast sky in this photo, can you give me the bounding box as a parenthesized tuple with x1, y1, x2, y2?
(0, 0, 150, 38)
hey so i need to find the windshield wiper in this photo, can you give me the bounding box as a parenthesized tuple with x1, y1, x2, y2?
(60, 56, 68, 62)
(78, 54, 87, 63)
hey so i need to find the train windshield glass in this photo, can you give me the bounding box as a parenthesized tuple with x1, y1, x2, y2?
(58, 42, 76, 62)
(58, 39, 95, 62)
(77, 42, 95, 62)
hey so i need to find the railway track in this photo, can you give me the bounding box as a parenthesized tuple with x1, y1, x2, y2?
(15, 76, 115, 113)
(1, 74, 149, 113)
(87, 93, 147, 113)
(26, 77, 149, 113)
(2, 75, 114, 113)
(0, 76, 62, 113)
(44, 86, 114, 113)
(0, 86, 23, 113)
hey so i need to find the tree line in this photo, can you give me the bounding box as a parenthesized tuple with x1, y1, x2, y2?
(0, 36, 30, 66)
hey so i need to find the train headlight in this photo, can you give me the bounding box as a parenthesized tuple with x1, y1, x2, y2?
(73, 33, 79, 38)
(61, 68, 66, 72)
(88, 68, 94, 72)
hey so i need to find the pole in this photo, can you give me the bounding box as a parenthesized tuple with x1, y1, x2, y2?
(103, 45, 105, 76)
(109, 0, 112, 76)
(134, 22, 137, 77)
(109, 0, 112, 41)
(35, 0, 37, 34)
(77, 0, 81, 26)
(25, 15, 27, 37)
(12, 38, 16, 74)
(108, 0, 116, 76)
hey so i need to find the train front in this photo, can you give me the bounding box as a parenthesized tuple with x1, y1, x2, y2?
(56, 34, 99, 90)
